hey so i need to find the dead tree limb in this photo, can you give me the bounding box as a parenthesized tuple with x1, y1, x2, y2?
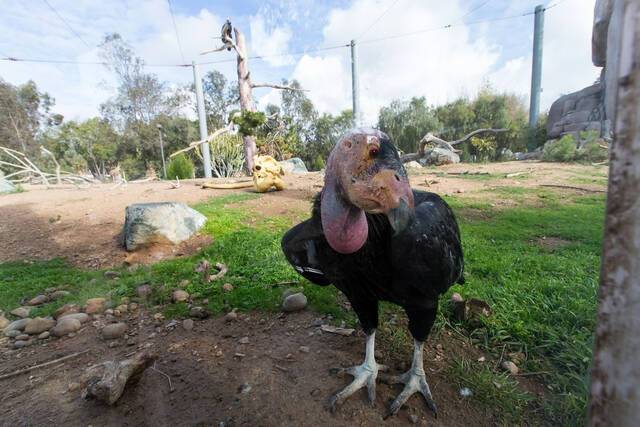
(401, 129, 508, 163)
(0, 350, 89, 381)
(251, 83, 308, 91)
(40, 147, 61, 185)
(539, 184, 606, 193)
(82, 351, 157, 405)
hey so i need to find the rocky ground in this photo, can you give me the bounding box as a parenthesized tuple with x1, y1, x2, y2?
(1, 300, 504, 427)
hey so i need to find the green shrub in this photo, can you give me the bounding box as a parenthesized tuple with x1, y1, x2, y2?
(166, 154, 195, 180)
(576, 131, 609, 163)
(543, 135, 577, 162)
(210, 133, 244, 178)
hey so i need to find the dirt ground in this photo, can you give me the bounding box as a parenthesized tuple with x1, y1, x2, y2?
(0, 161, 607, 269)
(0, 309, 508, 427)
(0, 161, 606, 426)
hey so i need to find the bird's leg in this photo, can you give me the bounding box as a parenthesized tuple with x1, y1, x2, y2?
(384, 339, 437, 417)
(329, 331, 387, 411)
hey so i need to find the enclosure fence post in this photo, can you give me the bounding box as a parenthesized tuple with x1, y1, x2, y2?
(193, 60, 212, 178)
(350, 39, 361, 127)
(528, 4, 545, 150)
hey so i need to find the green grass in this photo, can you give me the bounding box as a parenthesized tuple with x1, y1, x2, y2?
(0, 187, 604, 425)
(442, 188, 604, 425)
(0, 193, 346, 322)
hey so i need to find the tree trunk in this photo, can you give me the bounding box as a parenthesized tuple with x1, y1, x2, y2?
(589, 1, 640, 425)
(234, 27, 257, 174)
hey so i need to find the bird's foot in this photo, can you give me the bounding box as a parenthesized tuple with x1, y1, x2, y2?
(329, 360, 388, 411)
(382, 368, 437, 417)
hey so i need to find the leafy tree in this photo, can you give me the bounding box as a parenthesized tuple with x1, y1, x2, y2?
(0, 79, 60, 153)
(378, 97, 441, 154)
(200, 70, 238, 130)
(166, 154, 194, 179)
(98, 33, 188, 129)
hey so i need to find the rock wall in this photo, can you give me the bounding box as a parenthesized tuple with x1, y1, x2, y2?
(546, 0, 613, 141)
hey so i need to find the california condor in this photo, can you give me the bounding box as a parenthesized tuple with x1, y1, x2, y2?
(281, 128, 464, 416)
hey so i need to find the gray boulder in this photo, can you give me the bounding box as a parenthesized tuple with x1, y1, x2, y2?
(422, 148, 460, 166)
(279, 158, 308, 174)
(123, 202, 207, 251)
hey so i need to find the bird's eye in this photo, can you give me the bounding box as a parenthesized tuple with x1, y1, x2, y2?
(394, 173, 401, 182)
(369, 147, 379, 157)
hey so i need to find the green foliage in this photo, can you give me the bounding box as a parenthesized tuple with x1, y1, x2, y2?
(209, 133, 244, 177)
(166, 154, 194, 180)
(200, 70, 238, 130)
(378, 97, 441, 154)
(576, 131, 608, 163)
(469, 136, 497, 162)
(235, 110, 266, 136)
(543, 135, 578, 162)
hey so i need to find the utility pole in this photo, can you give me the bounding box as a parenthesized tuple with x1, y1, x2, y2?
(157, 124, 167, 179)
(350, 39, 361, 127)
(192, 60, 212, 178)
(528, 4, 545, 139)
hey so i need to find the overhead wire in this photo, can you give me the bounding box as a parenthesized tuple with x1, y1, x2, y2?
(356, 0, 402, 41)
(2, 4, 564, 68)
(167, 0, 186, 63)
(41, 0, 92, 49)
(459, 0, 492, 21)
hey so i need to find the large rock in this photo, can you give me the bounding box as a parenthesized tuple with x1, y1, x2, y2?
(0, 171, 16, 194)
(546, 83, 607, 140)
(85, 298, 107, 314)
(102, 323, 127, 340)
(123, 202, 207, 251)
(421, 147, 460, 166)
(52, 317, 81, 337)
(24, 317, 55, 335)
(10, 307, 32, 318)
(279, 157, 308, 174)
(3, 318, 29, 334)
(592, 0, 614, 67)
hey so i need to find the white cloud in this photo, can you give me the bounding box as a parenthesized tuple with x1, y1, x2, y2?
(249, 15, 294, 67)
(275, 0, 599, 123)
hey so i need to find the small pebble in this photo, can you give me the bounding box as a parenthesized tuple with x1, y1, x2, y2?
(409, 414, 419, 424)
(238, 336, 250, 344)
(299, 346, 310, 353)
(225, 311, 238, 322)
(238, 383, 251, 394)
(459, 387, 473, 397)
(501, 360, 519, 375)
(222, 283, 234, 292)
(38, 331, 50, 340)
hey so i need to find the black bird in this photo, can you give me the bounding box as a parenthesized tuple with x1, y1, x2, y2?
(282, 128, 464, 416)
(221, 19, 233, 51)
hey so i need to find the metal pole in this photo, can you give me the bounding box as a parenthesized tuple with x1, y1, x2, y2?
(158, 127, 167, 179)
(528, 5, 545, 130)
(350, 40, 361, 127)
(193, 60, 212, 178)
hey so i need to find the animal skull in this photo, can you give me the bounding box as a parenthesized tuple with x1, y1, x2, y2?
(252, 155, 285, 192)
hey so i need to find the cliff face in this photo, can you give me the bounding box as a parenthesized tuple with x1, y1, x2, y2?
(546, 0, 614, 141)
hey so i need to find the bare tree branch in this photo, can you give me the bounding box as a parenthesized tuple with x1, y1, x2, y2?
(400, 128, 508, 163)
(250, 83, 308, 91)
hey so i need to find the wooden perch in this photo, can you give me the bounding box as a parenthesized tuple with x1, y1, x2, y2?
(82, 351, 157, 405)
(401, 128, 508, 163)
(201, 180, 254, 190)
(251, 83, 308, 91)
(170, 126, 232, 158)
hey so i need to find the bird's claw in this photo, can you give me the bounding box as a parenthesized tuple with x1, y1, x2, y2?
(386, 370, 437, 418)
(329, 361, 386, 411)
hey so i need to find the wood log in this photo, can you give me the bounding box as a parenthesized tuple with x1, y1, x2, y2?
(401, 128, 508, 164)
(82, 351, 157, 405)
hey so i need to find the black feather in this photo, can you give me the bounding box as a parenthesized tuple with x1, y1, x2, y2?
(282, 189, 464, 341)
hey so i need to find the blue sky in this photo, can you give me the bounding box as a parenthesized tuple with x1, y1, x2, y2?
(0, 0, 599, 123)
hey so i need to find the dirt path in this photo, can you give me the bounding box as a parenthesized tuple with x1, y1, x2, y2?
(0, 310, 498, 427)
(0, 161, 607, 269)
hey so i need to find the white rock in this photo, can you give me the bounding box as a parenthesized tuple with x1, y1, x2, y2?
(282, 293, 307, 312)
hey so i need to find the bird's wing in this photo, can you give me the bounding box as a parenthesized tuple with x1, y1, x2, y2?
(390, 191, 464, 299)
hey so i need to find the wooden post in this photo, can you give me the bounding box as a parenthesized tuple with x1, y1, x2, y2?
(589, 1, 640, 425)
(234, 27, 257, 174)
